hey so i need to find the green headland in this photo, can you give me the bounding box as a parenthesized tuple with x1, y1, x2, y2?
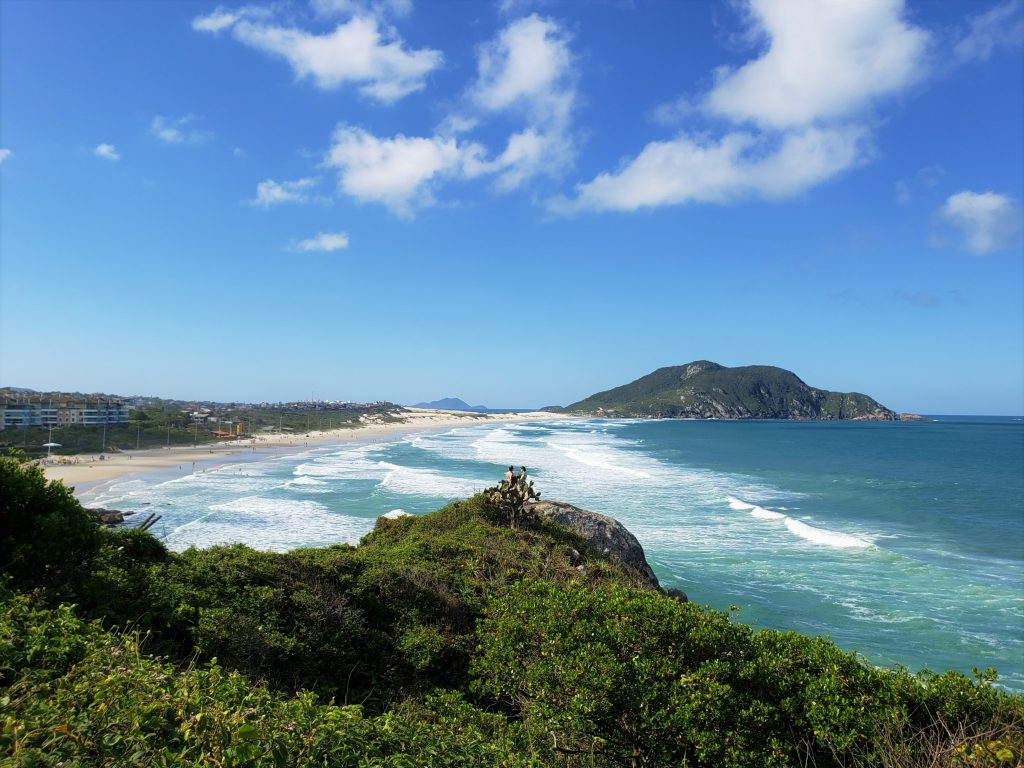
(557, 361, 898, 420)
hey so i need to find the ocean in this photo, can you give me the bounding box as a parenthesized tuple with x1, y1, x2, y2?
(85, 416, 1024, 692)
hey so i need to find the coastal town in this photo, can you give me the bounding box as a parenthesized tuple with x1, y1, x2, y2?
(0, 388, 405, 456)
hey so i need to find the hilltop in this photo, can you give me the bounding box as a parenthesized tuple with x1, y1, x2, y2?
(413, 397, 487, 411)
(562, 360, 898, 420)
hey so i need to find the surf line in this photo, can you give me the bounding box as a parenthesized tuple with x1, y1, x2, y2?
(726, 497, 875, 550)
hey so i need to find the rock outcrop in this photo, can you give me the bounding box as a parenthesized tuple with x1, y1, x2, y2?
(528, 500, 662, 591)
(87, 507, 128, 526)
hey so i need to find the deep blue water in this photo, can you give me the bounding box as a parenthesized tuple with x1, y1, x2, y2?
(88, 416, 1024, 691)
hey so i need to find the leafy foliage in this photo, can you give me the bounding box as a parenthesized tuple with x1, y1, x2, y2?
(0, 455, 102, 598)
(0, 587, 543, 767)
(1, 457, 1020, 766)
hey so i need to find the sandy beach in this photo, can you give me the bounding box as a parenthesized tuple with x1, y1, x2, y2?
(41, 408, 568, 495)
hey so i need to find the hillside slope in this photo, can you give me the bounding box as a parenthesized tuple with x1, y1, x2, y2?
(567, 360, 897, 420)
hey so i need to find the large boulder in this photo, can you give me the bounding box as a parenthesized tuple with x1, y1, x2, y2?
(528, 500, 661, 590)
(87, 507, 126, 526)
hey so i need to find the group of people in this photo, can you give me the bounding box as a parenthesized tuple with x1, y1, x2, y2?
(504, 465, 529, 484)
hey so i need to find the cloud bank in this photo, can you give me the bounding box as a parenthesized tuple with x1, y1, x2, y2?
(554, 0, 930, 214)
(323, 13, 578, 217)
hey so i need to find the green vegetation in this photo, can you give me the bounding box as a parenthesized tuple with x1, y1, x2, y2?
(566, 361, 898, 420)
(2, 455, 1020, 766)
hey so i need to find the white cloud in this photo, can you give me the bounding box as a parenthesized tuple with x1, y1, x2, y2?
(151, 115, 210, 144)
(703, 0, 929, 129)
(94, 143, 120, 161)
(296, 231, 350, 252)
(193, 11, 441, 103)
(310, 0, 413, 18)
(193, 8, 244, 32)
(551, 127, 866, 214)
(486, 128, 572, 192)
(325, 125, 485, 218)
(473, 14, 572, 118)
(0, 149, 11, 164)
(304, 15, 581, 216)
(939, 190, 1022, 255)
(955, 0, 1024, 62)
(554, 0, 930, 215)
(497, 0, 549, 17)
(468, 14, 577, 188)
(248, 177, 320, 207)
(191, 5, 271, 32)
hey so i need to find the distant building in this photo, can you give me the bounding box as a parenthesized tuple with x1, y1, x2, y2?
(0, 400, 130, 430)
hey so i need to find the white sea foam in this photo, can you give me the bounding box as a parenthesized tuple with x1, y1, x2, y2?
(378, 462, 484, 498)
(750, 506, 786, 520)
(727, 496, 875, 549)
(166, 496, 372, 552)
(727, 497, 755, 510)
(544, 440, 653, 479)
(283, 475, 330, 493)
(784, 518, 874, 549)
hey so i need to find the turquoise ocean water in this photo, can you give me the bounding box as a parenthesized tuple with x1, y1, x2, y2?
(85, 416, 1024, 691)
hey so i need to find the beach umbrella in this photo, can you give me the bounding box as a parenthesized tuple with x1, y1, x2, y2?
(43, 441, 61, 457)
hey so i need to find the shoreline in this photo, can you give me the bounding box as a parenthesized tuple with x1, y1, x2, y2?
(42, 409, 571, 500)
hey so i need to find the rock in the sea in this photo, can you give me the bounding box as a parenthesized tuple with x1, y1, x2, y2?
(528, 500, 660, 589)
(87, 507, 125, 526)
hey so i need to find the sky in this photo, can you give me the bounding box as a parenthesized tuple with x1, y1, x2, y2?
(1, 0, 1022, 414)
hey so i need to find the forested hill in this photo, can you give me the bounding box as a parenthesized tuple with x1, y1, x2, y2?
(564, 360, 898, 420)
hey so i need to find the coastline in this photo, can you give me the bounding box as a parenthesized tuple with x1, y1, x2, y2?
(42, 408, 570, 499)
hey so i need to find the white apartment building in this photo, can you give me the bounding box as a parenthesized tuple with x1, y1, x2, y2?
(0, 401, 131, 430)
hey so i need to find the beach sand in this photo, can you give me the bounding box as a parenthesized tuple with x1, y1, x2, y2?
(41, 409, 568, 495)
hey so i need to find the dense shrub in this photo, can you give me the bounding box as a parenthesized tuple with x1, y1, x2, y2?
(0, 456, 102, 598)
(472, 580, 1023, 768)
(1, 458, 1021, 766)
(1, 590, 543, 767)
(156, 544, 386, 702)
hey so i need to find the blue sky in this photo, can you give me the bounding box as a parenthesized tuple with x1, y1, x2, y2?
(1, 0, 1022, 413)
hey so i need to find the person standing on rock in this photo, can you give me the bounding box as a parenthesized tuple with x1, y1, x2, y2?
(505, 465, 514, 483)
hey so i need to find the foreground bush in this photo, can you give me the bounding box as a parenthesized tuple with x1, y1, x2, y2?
(1, 456, 1021, 766)
(473, 580, 1023, 768)
(0, 456, 101, 598)
(0, 589, 543, 767)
